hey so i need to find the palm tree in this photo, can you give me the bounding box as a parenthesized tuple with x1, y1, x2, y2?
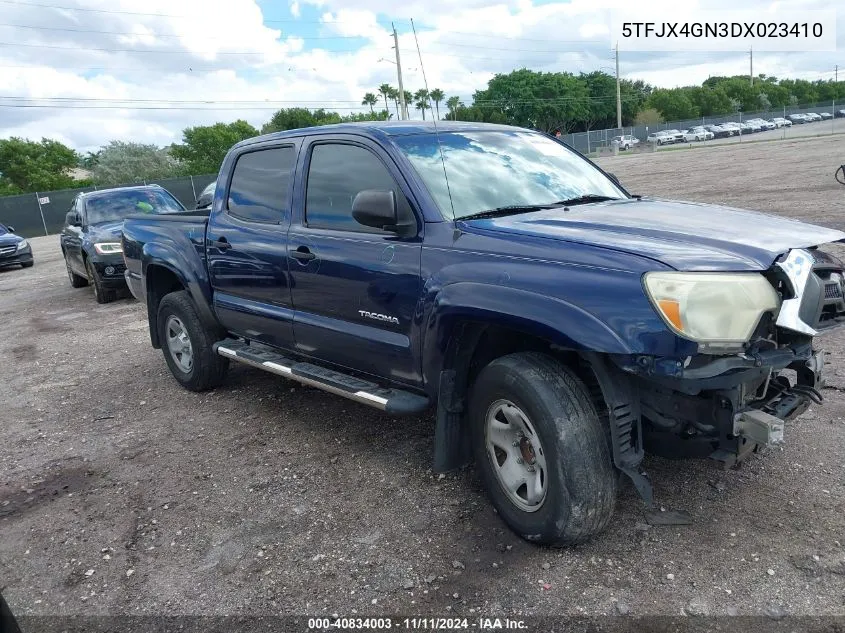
(378, 84, 393, 114)
(429, 88, 445, 120)
(446, 96, 462, 120)
(413, 89, 429, 120)
(386, 87, 400, 119)
(361, 92, 378, 114)
(403, 90, 413, 115)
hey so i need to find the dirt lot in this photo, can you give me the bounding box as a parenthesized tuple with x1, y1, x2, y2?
(2, 135, 845, 624)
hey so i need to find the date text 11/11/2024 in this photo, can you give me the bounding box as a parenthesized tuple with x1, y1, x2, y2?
(307, 617, 528, 630)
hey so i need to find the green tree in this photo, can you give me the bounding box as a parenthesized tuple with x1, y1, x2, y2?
(79, 150, 100, 170)
(91, 141, 181, 186)
(633, 107, 663, 126)
(261, 108, 342, 133)
(646, 88, 699, 120)
(362, 92, 378, 114)
(378, 84, 393, 113)
(0, 137, 80, 194)
(472, 69, 591, 133)
(446, 95, 463, 120)
(429, 88, 445, 119)
(170, 120, 258, 175)
(414, 89, 430, 120)
(387, 87, 400, 118)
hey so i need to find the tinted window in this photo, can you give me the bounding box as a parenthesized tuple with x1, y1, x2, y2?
(228, 147, 295, 223)
(305, 144, 409, 232)
(84, 189, 185, 225)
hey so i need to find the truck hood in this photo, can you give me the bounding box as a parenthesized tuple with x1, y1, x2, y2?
(462, 198, 845, 271)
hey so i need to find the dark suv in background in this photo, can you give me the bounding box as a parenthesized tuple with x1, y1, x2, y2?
(60, 185, 185, 303)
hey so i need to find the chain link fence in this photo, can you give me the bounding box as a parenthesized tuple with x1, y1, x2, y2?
(563, 100, 842, 155)
(0, 174, 216, 238)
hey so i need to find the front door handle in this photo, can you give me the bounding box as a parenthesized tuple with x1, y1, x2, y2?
(291, 246, 316, 261)
(210, 237, 231, 251)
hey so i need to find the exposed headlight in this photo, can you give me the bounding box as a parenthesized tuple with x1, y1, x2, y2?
(16, 239, 28, 251)
(643, 272, 780, 351)
(94, 242, 122, 255)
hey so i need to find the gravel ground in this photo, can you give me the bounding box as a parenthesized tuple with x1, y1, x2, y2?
(2, 135, 845, 624)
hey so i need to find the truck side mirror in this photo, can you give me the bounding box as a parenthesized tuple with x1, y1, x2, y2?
(352, 190, 398, 231)
(65, 211, 81, 226)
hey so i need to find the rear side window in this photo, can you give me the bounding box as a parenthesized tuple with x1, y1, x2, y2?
(305, 143, 411, 232)
(228, 146, 295, 223)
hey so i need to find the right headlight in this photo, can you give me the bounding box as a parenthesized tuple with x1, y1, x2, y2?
(643, 272, 780, 350)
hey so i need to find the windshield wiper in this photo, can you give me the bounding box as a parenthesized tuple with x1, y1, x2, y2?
(459, 195, 620, 222)
(551, 194, 618, 207)
(458, 204, 560, 221)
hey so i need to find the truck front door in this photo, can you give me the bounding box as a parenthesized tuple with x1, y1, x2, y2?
(287, 136, 424, 387)
(206, 142, 299, 350)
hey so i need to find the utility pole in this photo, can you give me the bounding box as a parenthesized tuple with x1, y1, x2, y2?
(392, 23, 407, 121)
(615, 46, 622, 129)
(749, 47, 753, 86)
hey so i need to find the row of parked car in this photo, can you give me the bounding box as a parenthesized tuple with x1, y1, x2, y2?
(630, 110, 845, 146)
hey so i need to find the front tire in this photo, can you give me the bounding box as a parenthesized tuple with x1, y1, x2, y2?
(86, 259, 115, 304)
(65, 255, 88, 288)
(469, 352, 617, 546)
(21, 261, 34, 268)
(156, 290, 228, 392)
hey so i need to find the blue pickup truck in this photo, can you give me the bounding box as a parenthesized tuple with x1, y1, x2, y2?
(122, 121, 845, 545)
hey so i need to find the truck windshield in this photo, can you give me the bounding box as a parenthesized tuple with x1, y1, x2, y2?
(85, 189, 185, 225)
(393, 130, 625, 220)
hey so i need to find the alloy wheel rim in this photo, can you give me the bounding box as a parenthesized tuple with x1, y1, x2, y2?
(165, 316, 193, 373)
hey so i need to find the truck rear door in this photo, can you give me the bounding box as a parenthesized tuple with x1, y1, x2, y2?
(206, 140, 299, 349)
(287, 134, 424, 387)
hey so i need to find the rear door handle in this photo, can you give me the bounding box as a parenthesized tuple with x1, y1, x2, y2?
(210, 237, 231, 251)
(291, 246, 316, 261)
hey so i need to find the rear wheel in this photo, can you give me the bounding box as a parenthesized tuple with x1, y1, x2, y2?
(86, 258, 115, 304)
(21, 261, 33, 268)
(469, 352, 617, 546)
(65, 255, 88, 288)
(157, 290, 228, 391)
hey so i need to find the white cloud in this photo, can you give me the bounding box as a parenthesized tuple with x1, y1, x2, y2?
(0, 0, 841, 151)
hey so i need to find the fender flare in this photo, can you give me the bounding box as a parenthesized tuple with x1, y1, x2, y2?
(422, 282, 632, 388)
(142, 242, 218, 347)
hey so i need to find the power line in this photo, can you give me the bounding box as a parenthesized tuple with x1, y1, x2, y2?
(0, 23, 606, 52)
(0, 23, 375, 40)
(0, 0, 333, 23)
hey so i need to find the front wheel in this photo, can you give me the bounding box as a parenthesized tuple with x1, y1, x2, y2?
(86, 259, 115, 304)
(156, 290, 228, 392)
(65, 255, 88, 288)
(469, 352, 617, 546)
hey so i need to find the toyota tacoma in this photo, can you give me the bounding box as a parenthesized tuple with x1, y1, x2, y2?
(121, 122, 845, 545)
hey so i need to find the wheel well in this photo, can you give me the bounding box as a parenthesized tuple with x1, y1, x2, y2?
(146, 265, 185, 348)
(433, 320, 611, 472)
(445, 321, 607, 401)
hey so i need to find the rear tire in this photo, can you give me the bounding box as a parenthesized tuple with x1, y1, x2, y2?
(86, 259, 115, 304)
(157, 290, 228, 392)
(65, 255, 88, 288)
(21, 261, 33, 268)
(469, 352, 617, 546)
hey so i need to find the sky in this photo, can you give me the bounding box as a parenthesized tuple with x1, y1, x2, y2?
(0, 0, 841, 151)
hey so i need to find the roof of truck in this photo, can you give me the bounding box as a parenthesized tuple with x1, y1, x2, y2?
(235, 121, 533, 150)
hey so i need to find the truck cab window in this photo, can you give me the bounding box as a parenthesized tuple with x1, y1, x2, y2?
(305, 143, 412, 232)
(228, 146, 295, 223)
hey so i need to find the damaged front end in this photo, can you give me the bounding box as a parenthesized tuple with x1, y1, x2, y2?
(615, 246, 845, 469)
